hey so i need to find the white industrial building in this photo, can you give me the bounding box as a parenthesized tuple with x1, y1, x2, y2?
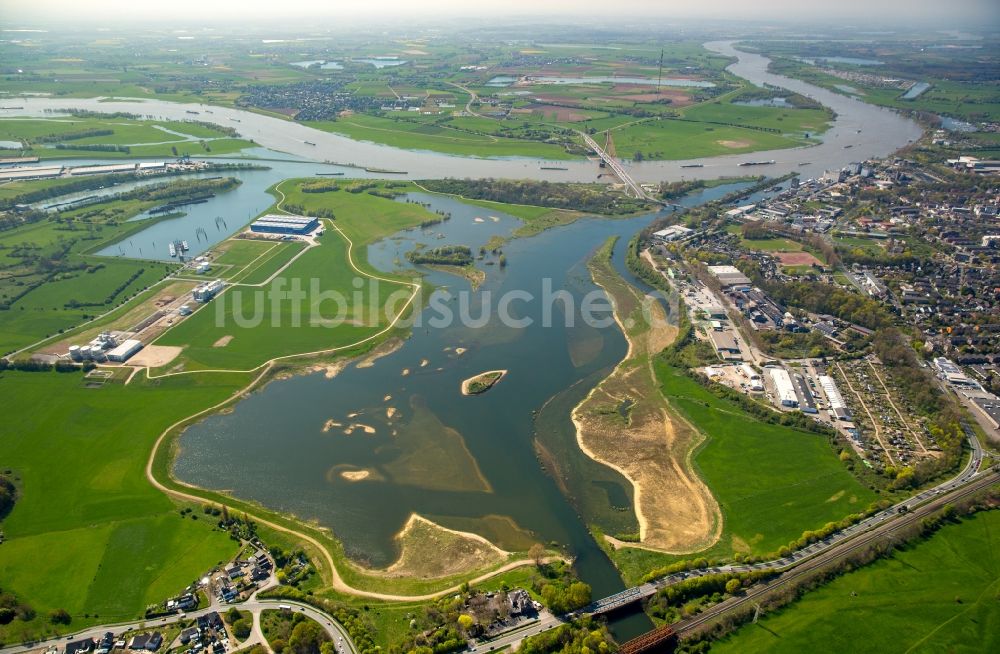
(933, 357, 979, 388)
(707, 265, 752, 288)
(740, 363, 763, 391)
(0, 165, 64, 181)
(69, 163, 138, 176)
(768, 367, 798, 407)
(193, 279, 225, 303)
(652, 225, 694, 242)
(106, 339, 143, 363)
(818, 375, 852, 421)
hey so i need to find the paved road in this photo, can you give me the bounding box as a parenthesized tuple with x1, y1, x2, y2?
(0, 598, 357, 654)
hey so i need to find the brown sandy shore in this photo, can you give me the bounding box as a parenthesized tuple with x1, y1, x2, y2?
(571, 242, 722, 553)
(461, 369, 508, 395)
(360, 514, 510, 579)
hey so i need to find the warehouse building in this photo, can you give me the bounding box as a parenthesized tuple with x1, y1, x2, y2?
(249, 214, 319, 235)
(707, 265, 752, 288)
(0, 165, 63, 181)
(819, 375, 852, 421)
(768, 367, 799, 407)
(652, 225, 693, 242)
(106, 339, 143, 363)
(708, 329, 742, 361)
(69, 163, 138, 176)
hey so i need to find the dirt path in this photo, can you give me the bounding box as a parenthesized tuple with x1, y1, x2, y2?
(836, 361, 897, 465)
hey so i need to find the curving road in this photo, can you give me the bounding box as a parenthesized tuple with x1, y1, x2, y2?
(0, 597, 357, 654)
(3, 43, 920, 185)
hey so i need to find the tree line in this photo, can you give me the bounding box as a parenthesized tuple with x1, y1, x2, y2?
(420, 178, 651, 216)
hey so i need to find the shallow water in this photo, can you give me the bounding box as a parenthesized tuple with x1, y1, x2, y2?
(174, 182, 744, 638)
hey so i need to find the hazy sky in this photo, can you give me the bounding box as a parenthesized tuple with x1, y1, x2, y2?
(3, 0, 999, 26)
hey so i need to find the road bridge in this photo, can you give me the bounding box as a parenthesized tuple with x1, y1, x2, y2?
(579, 130, 652, 201)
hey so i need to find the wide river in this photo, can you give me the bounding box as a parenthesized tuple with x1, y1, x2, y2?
(22, 42, 920, 639)
(6, 42, 920, 183)
(172, 185, 747, 638)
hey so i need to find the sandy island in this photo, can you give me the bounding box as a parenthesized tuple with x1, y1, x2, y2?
(461, 370, 507, 396)
(572, 241, 722, 553)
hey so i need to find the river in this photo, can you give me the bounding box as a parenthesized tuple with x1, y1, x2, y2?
(171, 182, 752, 639)
(21, 41, 922, 639)
(4, 42, 920, 184)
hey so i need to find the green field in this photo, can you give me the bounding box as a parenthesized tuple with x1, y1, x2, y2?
(711, 510, 1000, 653)
(612, 362, 877, 583)
(683, 100, 832, 135)
(0, 117, 254, 160)
(228, 240, 307, 285)
(0, 369, 248, 641)
(607, 118, 810, 161)
(308, 115, 577, 159)
(154, 182, 432, 370)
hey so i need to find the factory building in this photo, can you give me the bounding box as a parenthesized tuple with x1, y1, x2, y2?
(652, 225, 693, 242)
(708, 330, 743, 361)
(193, 279, 225, 303)
(69, 163, 138, 176)
(106, 339, 143, 363)
(707, 265, 752, 288)
(0, 165, 64, 181)
(249, 214, 319, 235)
(768, 367, 799, 407)
(818, 375, 852, 421)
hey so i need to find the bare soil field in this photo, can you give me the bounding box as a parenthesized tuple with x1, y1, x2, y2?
(127, 345, 182, 368)
(775, 251, 824, 267)
(523, 104, 593, 121)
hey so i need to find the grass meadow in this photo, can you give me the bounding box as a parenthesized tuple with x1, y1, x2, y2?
(711, 510, 1000, 653)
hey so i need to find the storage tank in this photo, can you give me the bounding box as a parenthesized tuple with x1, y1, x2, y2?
(69, 345, 82, 361)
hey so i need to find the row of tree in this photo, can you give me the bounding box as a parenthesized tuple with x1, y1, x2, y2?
(420, 179, 650, 216)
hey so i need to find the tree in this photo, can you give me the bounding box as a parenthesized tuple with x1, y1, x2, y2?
(50, 608, 72, 625)
(225, 607, 244, 624)
(457, 614, 475, 633)
(529, 543, 546, 567)
(287, 619, 330, 654)
(725, 578, 741, 595)
(232, 618, 252, 640)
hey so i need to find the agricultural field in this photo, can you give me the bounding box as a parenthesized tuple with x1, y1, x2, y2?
(710, 510, 1000, 654)
(611, 362, 877, 584)
(0, 368, 248, 642)
(0, 31, 838, 161)
(0, 116, 254, 160)
(307, 114, 578, 160)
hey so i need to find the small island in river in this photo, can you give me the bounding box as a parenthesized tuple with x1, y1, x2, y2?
(461, 370, 507, 396)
